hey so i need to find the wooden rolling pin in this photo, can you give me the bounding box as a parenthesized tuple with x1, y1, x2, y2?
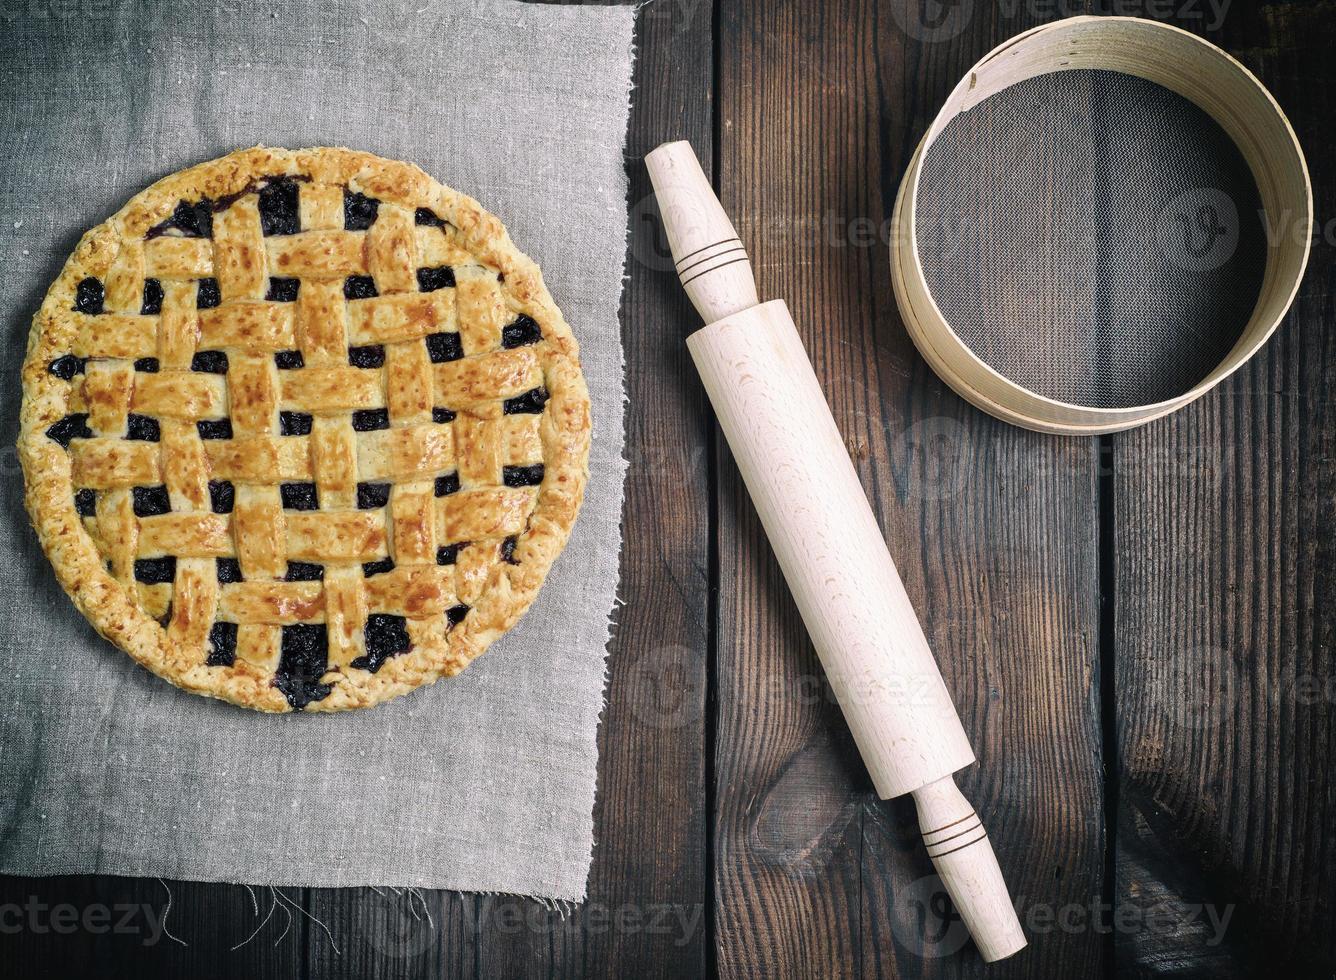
(646, 141, 1026, 962)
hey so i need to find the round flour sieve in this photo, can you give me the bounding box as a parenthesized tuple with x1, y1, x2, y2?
(890, 16, 1311, 434)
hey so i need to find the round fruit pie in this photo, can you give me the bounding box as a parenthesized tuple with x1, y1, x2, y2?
(19, 147, 590, 712)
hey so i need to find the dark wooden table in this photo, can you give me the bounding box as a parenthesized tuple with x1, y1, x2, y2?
(4, 1, 1333, 976)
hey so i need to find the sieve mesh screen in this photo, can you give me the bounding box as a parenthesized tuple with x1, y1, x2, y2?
(914, 68, 1267, 409)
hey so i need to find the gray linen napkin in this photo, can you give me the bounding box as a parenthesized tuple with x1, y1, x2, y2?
(0, 0, 633, 901)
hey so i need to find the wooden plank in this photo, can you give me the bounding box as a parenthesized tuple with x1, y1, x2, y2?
(714, 1, 1106, 975)
(1113, 1, 1336, 974)
(305, 888, 477, 977)
(569, 0, 714, 972)
(0, 874, 305, 978)
(307, 1, 716, 976)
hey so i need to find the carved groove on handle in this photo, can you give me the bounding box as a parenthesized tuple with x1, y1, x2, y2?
(646, 141, 759, 324)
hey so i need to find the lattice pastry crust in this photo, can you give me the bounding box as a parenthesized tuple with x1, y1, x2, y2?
(19, 147, 590, 712)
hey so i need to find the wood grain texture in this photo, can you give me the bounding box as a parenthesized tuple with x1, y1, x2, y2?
(0, 874, 304, 978)
(1110, 1, 1336, 975)
(713, 1, 1104, 975)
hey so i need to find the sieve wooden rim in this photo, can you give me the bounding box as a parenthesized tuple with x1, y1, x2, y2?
(890, 15, 1312, 435)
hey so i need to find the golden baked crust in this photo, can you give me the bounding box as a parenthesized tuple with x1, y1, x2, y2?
(18, 147, 591, 712)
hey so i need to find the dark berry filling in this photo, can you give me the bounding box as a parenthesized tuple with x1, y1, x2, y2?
(279, 411, 313, 436)
(132, 485, 171, 517)
(275, 624, 331, 711)
(216, 558, 243, 584)
(285, 562, 325, 582)
(446, 604, 470, 628)
(361, 557, 395, 577)
(352, 408, 389, 432)
(501, 314, 542, 348)
(352, 613, 412, 672)
(191, 350, 228, 373)
(502, 464, 545, 488)
(148, 199, 215, 239)
(181, 199, 213, 236)
(209, 480, 235, 514)
(434, 472, 460, 497)
(135, 357, 160, 373)
(436, 542, 467, 565)
(344, 190, 379, 231)
(46, 413, 92, 448)
(206, 621, 237, 667)
(280, 482, 319, 511)
(425, 332, 463, 363)
(432, 407, 456, 424)
(503, 387, 549, 415)
(266, 277, 300, 302)
(196, 418, 233, 440)
(74, 278, 104, 315)
(141, 278, 164, 315)
(196, 278, 221, 309)
(258, 178, 301, 236)
(416, 266, 455, 292)
(74, 488, 96, 517)
(274, 349, 304, 369)
(343, 275, 378, 300)
(134, 556, 176, 584)
(347, 344, 385, 368)
(126, 414, 161, 442)
(500, 535, 519, 565)
(48, 355, 85, 381)
(414, 207, 445, 227)
(357, 483, 391, 509)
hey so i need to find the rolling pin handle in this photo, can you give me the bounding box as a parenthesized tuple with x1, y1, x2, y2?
(912, 776, 1027, 962)
(645, 140, 759, 324)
